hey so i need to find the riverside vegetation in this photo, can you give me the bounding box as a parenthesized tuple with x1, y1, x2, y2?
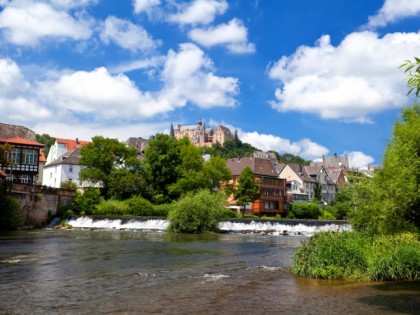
(292, 98, 420, 281)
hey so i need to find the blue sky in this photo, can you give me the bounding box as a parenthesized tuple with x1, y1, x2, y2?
(1, 0, 420, 168)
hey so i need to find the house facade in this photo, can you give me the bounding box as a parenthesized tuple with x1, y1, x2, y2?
(279, 164, 337, 205)
(226, 155, 286, 216)
(0, 137, 45, 185)
(43, 148, 88, 188)
(46, 138, 89, 165)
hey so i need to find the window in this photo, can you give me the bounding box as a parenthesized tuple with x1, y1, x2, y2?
(8, 148, 20, 164)
(264, 201, 279, 210)
(69, 165, 73, 173)
(20, 175, 30, 184)
(22, 149, 37, 165)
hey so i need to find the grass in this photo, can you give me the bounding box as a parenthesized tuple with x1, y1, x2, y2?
(292, 231, 420, 281)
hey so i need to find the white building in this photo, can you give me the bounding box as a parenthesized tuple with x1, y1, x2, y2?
(43, 148, 87, 188)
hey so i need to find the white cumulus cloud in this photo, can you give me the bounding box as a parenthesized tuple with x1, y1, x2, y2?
(367, 0, 420, 29)
(239, 131, 329, 160)
(0, 1, 93, 46)
(346, 151, 375, 169)
(188, 18, 255, 54)
(161, 43, 238, 108)
(169, 0, 228, 25)
(100, 16, 160, 52)
(133, 0, 161, 14)
(268, 31, 420, 123)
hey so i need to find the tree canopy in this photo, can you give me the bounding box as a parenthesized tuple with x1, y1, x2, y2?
(79, 136, 146, 199)
(233, 166, 259, 213)
(349, 104, 420, 234)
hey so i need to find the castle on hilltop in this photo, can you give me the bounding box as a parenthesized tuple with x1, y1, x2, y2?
(170, 119, 234, 147)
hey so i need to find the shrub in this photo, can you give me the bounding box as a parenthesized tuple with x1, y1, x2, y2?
(292, 231, 420, 281)
(318, 209, 336, 220)
(72, 187, 102, 215)
(0, 197, 21, 230)
(287, 203, 321, 219)
(222, 208, 237, 218)
(168, 190, 226, 233)
(125, 195, 154, 216)
(94, 199, 129, 216)
(152, 203, 175, 217)
(292, 231, 369, 280)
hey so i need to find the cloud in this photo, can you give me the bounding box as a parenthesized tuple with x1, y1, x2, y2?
(161, 43, 238, 108)
(268, 31, 420, 122)
(169, 0, 228, 25)
(0, 58, 52, 122)
(3, 43, 238, 125)
(346, 151, 375, 169)
(133, 0, 161, 14)
(100, 16, 160, 52)
(239, 131, 329, 160)
(0, 1, 93, 46)
(109, 56, 164, 74)
(367, 0, 420, 28)
(188, 18, 255, 54)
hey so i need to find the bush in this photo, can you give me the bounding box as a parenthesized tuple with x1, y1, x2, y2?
(222, 208, 237, 218)
(168, 190, 226, 233)
(0, 197, 21, 230)
(72, 188, 102, 215)
(318, 209, 336, 220)
(287, 203, 321, 219)
(93, 200, 129, 216)
(125, 195, 154, 216)
(152, 203, 175, 217)
(292, 231, 420, 281)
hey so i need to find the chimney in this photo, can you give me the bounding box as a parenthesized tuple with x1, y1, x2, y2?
(76, 138, 79, 144)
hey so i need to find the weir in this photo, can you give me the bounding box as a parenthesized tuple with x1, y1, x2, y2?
(67, 217, 351, 236)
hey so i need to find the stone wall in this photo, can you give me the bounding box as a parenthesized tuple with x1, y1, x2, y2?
(8, 183, 75, 227)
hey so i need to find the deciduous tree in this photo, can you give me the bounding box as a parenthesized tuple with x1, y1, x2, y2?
(234, 166, 259, 214)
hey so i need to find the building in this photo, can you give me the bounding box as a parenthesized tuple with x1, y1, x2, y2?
(0, 137, 45, 185)
(279, 164, 337, 205)
(46, 138, 90, 165)
(172, 119, 233, 147)
(226, 155, 286, 216)
(125, 137, 149, 160)
(43, 148, 88, 188)
(311, 153, 350, 171)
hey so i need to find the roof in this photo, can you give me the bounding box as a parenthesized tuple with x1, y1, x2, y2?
(55, 138, 90, 151)
(326, 169, 343, 184)
(39, 149, 47, 162)
(323, 154, 350, 170)
(227, 156, 278, 178)
(284, 164, 317, 183)
(0, 137, 44, 147)
(44, 148, 81, 167)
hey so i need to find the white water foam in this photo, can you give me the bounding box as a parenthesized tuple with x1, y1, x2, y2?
(218, 221, 351, 236)
(203, 274, 230, 281)
(68, 217, 169, 230)
(67, 217, 351, 236)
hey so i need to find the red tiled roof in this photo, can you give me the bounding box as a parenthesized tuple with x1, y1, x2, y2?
(39, 149, 47, 162)
(0, 137, 44, 147)
(55, 138, 90, 151)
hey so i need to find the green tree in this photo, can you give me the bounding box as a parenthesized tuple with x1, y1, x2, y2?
(168, 137, 206, 198)
(72, 187, 102, 215)
(278, 153, 309, 165)
(144, 134, 181, 202)
(202, 155, 232, 192)
(401, 57, 420, 96)
(349, 104, 420, 233)
(79, 136, 145, 199)
(0, 143, 12, 166)
(35, 133, 54, 158)
(313, 181, 322, 202)
(234, 166, 259, 214)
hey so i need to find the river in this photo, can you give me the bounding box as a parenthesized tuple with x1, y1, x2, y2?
(0, 220, 419, 314)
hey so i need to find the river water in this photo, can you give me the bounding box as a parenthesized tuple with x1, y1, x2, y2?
(0, 221, 419, 314)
